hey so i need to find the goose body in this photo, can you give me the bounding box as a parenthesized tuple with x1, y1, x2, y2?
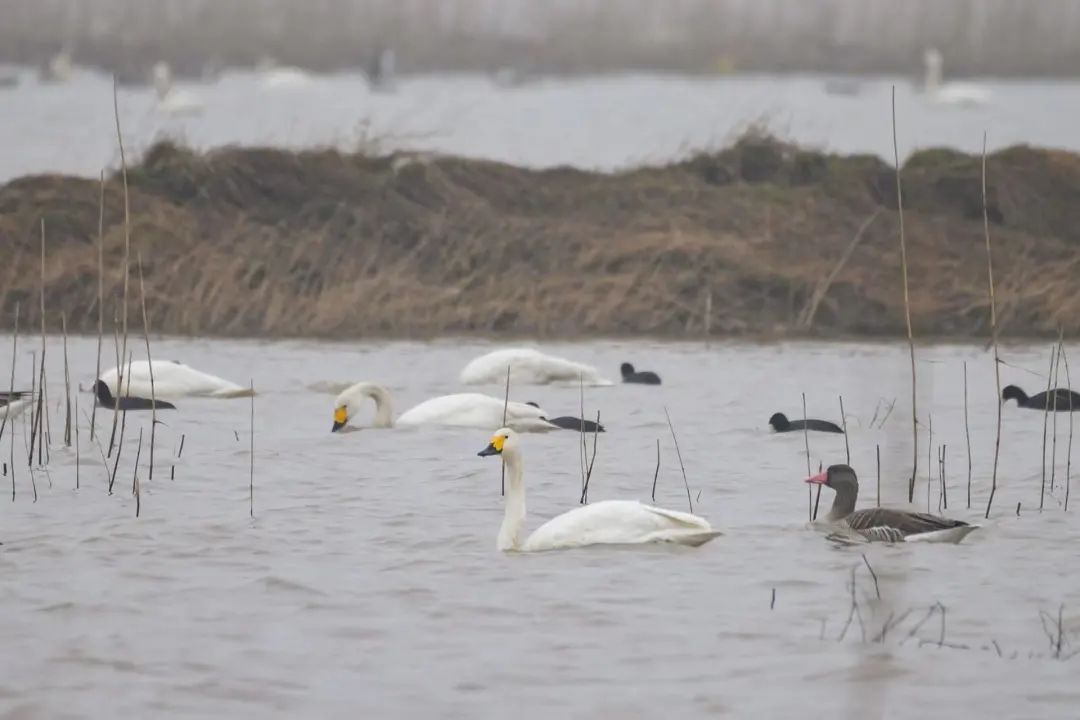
(332, 382, 557, 433)
(478, 428, 720, 552)
(620, 362, 661, 385)
(806, 465, 977, 544)
(1002, 384, 1080, 411)
(460, 348, 613, 386)
(99, 361, 250, 399)
(769, 412, 843, 434)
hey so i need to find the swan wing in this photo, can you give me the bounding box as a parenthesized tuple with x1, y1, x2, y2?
(523, 500, 718, 551)
(460, 348, 613, 386)
(101, 360, 249, 399)
(396, 393, 555, 432)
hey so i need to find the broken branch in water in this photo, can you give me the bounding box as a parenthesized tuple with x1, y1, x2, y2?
(663, 406, 693, 514)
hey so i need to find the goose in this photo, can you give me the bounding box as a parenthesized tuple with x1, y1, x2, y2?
(152, 62, 204, 116)
(331, 382, 558, 433)
(806, 464, 978, 544)
(94, 380, 176, 411)
(769, 412, 844, 434)
(460, 348, 614, 386)
(524, 402, 605, 433)
(98, 360, 251, 399)
(922, 48, 990, 107)
(477, 428, 720, 552)
(620, 362, 661, 385)
(1002, 384, 1080, 411)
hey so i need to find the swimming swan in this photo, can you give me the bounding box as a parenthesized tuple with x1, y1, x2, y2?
(331, 382, 558, 433)
(99, 360, 252, 399)
(460, 348, 613, 386)
(923, 49, 989, 107)
(152, 62, 204, 116)
(477, 428, 721, 552)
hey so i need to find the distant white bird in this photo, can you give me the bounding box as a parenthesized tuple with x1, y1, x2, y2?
(0, 392, 32, 422)
(477, 428, 721, 552)
(152, 62, 204, 116)
(99, 360, 250, 399)
(255, 57, 313, 89)
(923, 48, 990, 107)
(460, 348, 613, 386)
(330, 382, 557, 433)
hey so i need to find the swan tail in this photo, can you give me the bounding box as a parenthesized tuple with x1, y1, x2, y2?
(652, 529, 723, 547)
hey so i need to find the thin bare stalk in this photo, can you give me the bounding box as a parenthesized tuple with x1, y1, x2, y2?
(892, 86, 918, 502)
(964, 361, 972, 509)
(107, 311, 120, 456)
(663, 407, 693, 513)
(112, 75, 132, 464)
(1040, 345, 1055, 511)
(876, 444, 881, 507)
(91, 170, 105, 441)
(170, 433, 185, 480)
(108, 352, 133, 494)
(1063, 345, 1074, 512)
(61, 312, 71, 447)
(137, 254, 156, 479)
(704, 288, 712, 347)
(651, 438, 660, 501)
(74, 391, 80, 489)
(133, 427, 142, 517)
(4, 303, 18, 501)
(579, 411, 600, 504)
(982, 132, 1003, 519)
(250, 379, 255, 518)
(578, 372, 586, 496)
(927, 414, 932, 513)
(501, 363, 510, 496)
(803, 393, 817, 520)
(839, 395, 850, 464)
(1050, 334, 1064, 495)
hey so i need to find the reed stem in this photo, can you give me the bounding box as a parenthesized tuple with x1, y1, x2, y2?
(91, 170, 105, 441)
(981, 132, 1003, 519)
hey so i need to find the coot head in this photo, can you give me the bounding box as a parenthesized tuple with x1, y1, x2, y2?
(1002, 385, 1028, 404)
(620, 362, 635, 378)
(768, 412, 791, 431)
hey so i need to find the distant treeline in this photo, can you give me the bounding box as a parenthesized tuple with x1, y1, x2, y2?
(4, 0, 1080, 80)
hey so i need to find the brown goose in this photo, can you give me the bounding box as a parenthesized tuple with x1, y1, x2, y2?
(805, 464, 978, 544)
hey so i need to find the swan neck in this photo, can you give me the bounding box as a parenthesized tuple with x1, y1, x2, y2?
(498, 448, 526, 551)
(368, 385, 394, 427)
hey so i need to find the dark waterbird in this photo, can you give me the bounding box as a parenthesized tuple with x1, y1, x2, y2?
(94, 380, 177, 411)
(806, 464, 978, 543)
(1002, 384, 1080, 411)
(768, 412, 843, 434)
(620, 362, 661, 385)
(525, 402, 605, 433)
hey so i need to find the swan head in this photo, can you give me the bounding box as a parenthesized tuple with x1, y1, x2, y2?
(332, 381, 393, 431)
(478, 427, 518, 457)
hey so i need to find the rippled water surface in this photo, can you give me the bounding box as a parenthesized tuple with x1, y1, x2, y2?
(4, 68, 1080, 181)
(1, 336, 1078, 717)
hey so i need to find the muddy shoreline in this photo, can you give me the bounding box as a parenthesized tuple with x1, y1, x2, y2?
(1, 135, 1079, 341)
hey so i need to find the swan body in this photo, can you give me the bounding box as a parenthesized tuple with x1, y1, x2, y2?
(152, 62, 204, 116)
(923, 49, 990, 107)
(478, 428, 720, 552)
(99, 360, 251, 399)
(460, 348, 613, 386)
(332, 382, 557, 433)
(259, 67, 312, 89)
(0, 398, 32, 422)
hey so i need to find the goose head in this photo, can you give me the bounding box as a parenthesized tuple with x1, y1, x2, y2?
(805, 464, 859, 495)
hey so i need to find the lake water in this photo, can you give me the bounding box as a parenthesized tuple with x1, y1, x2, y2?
(1, 335, 1077, 717)
(4, 67, 1080, 182)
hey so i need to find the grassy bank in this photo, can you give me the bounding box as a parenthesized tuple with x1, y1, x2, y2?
(1, 134, 1079, 340)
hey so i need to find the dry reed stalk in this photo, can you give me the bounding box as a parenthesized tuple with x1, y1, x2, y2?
(938, 444, 947, 512)
(1050, 335, 1064, 495)
(112, 76, 132, 461)
(839, 395, 850, 464)
(651, 438, 660, 501)
(74, 391, 80, 489)
(61, 312, 71, 447)
(704, 288, 712, 348)
(91, 170, 105, 442)
(891, 87, 918, 503)
(136, 254, 157, 479)
(249, 379, 254, 518)
(108, 352, 133, 494)
(133, 427, 142, 517)
(800, 208, 882, 329)
(803, 393, 817, 521)
(927, 414, 933, 513)
(107, 311, 121, 456)
(662, 407, 693, 513)
(578, 372, 586, 497)
(964, 361, 972, 509)
(876, 444, 881, 507)
(4, 303, 18, 501)
(501, 363, 510, 496)
(0, 303, 17, 448)
(982, 133, 1003, 520)
(170, 433, 185, 480)
(578, 411, 600, 505)
(1062, 345, 1074, 513)
(1040, 346, 1055, 511)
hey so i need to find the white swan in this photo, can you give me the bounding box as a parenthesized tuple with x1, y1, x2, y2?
(460, 348, 613, 386)
(923, 48, 990, 107)
(331, 382, 558, 433)
(477, 428, 721, 552)
(255, 58, 313, 89)
(153, 62, 204, 116)
(99, 360, 251, 399)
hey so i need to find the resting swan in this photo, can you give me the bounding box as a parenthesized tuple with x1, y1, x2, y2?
(98, 360, 252, 399)
(477, 428, 721, 552)
(460, 348, 613, 386)
(331, 382, 558, 433)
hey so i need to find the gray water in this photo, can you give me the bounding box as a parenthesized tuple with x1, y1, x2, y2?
(1, 335, 1078, 717)
(4, 67, 1080, 181)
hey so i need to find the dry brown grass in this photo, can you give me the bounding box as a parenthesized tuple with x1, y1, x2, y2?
(2, 135, 1080, 339)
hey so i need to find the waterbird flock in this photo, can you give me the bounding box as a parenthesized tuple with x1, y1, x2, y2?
(4, 344, 1074, 554)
